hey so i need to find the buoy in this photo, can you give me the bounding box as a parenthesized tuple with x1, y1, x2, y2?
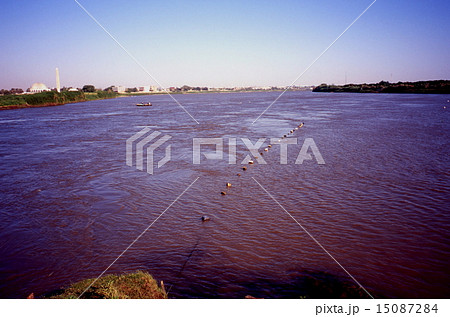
(284, 135, 287, 137)
(242, 166, 247, 171)
(295, 127, 298, 130)
(290, 130, 293, 133)
(248, 160, 254, 164)
(221, 191, 226, 195)
(226, 182, 232, 187)
(268, 145, 272, 148)
(254, 156, 259, 159)
(201, 216, 210, 222)
(237, 173, 241, 176)
(264, 148, 268, 151)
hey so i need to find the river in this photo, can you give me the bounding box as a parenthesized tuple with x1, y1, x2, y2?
(0, 91, 448, 298)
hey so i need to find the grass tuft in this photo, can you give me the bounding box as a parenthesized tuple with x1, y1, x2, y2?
(48, 271, 167, 299)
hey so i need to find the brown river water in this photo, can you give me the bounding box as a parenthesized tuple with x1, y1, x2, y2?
(0, 91, 449, 298)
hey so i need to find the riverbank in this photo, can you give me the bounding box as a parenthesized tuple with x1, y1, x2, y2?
(0, 90, 118, 110)
(43, 271, 167, 299)
(313, 80, 450, 94)
(0, 88, 311, 110)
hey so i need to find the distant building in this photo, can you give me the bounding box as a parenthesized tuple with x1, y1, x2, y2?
(138, 86, 150, 92)
(112, 86, 126, 93)
(28, 82, 50, 93)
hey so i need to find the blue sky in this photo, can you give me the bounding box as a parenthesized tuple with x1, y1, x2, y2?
(1, 0, 449, 89)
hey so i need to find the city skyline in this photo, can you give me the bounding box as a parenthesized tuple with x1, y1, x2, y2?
(1, 0, 449, 90)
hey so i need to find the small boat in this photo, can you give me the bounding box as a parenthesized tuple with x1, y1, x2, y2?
(136, 102, 152, 106)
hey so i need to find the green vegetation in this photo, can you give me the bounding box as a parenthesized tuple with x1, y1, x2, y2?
(0, 94, 28, 107)
(84, 90, 118, 100)
(313, 80, 450, 94)
(47, 271, 167, 299)
(0, 90, 118, 109)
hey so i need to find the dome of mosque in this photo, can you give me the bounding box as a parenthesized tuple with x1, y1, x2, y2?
(29, 82, 50, 93)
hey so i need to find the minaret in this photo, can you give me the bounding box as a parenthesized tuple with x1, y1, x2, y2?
(55, 68, 61, 93)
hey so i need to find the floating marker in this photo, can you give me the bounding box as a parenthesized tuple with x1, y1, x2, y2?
(221, 191, 226, 195)
(226, 182, 232, 187)
(201, 216, 210, 222)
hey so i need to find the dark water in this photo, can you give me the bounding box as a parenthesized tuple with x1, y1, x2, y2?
(0, 91, 449, 298)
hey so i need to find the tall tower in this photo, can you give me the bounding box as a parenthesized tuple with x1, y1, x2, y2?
(55, 67, 61, 93)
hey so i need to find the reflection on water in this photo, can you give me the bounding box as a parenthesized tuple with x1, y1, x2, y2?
(0, 91, 449, 298)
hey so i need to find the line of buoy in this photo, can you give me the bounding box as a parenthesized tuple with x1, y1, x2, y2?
(214, 121, 306, 221)
(282, 122, 305, 139)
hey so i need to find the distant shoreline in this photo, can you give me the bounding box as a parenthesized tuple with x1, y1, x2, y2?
(312, 80, 450, 94)
(0, 88, 308, 111)
(0, 90, 118, 111)
(3, 81, 449, 111)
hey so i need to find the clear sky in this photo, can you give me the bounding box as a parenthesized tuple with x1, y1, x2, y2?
(1, 0, 449, 90)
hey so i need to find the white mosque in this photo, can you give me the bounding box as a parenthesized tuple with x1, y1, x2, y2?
(28, 68, 61, 93)
(28, 82, 50, 93)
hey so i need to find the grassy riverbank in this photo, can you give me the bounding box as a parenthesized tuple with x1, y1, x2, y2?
(46, 271, 167, 299)
(0, 90, 118, 110)
(313, 80, 450, 94)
